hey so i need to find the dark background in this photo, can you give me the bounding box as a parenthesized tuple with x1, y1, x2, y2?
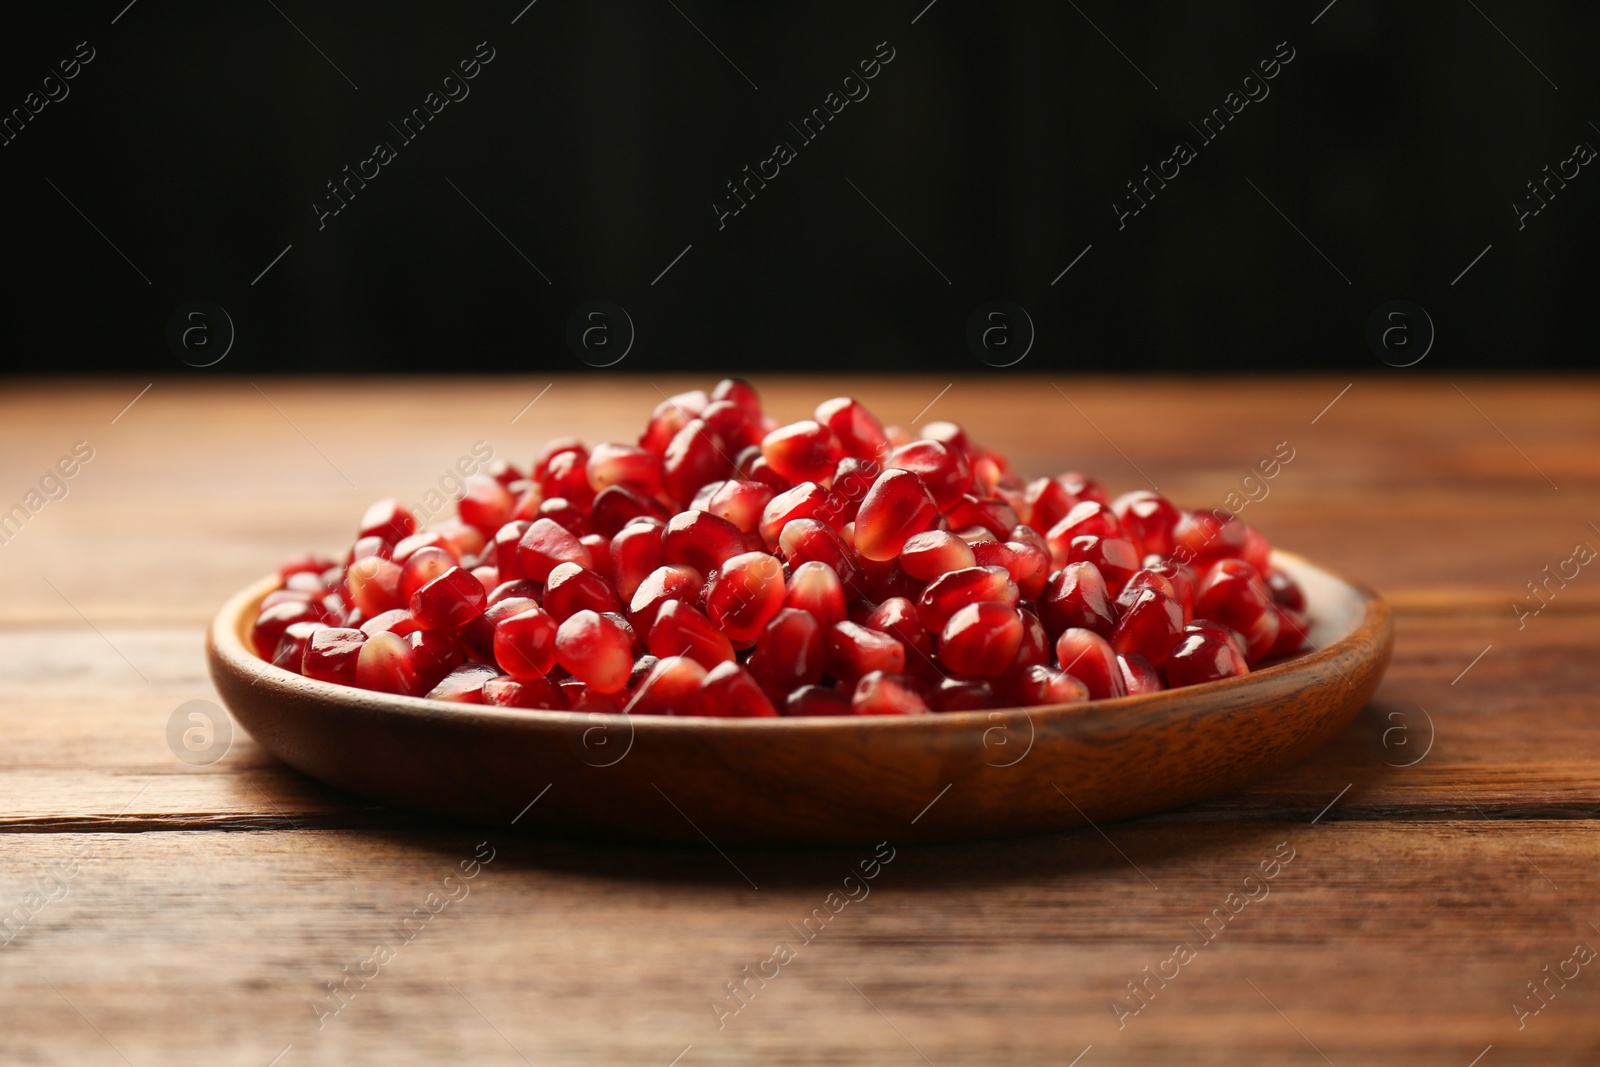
(1, 1, 1593, 375)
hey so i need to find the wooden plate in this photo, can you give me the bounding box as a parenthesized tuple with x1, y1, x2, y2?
(207, 551, 1392, 845)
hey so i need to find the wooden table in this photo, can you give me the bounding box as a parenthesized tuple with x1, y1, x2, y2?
(3, 376, 1597, 1066)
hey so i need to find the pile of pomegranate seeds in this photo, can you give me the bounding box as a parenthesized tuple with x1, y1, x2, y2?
(251, 381, 1310, 717)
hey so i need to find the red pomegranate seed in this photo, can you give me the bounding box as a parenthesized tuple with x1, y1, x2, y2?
(749, 607, 825, 699)
(457, 474, 515, 535)
(586, 442, 665, 498)
(359, 609, 423, 638)
(1265, 567, 1305, 612)
(357, 499, 416, 546)
(1118, 652, 1164, 695)
(609, 519, 667, 602)
(919, 420, 969, 454)
(580, 532, 610, 577)
(483, 675, 567, 710)
(1268, 606, 1310, 657)
(784, 683, 851, 717)
(487, 578, 541, 605)
(433, 517, 488, 560)
(303, 626, 367, 686)
(663, 509, 746, 573)
(1195, 559, 1280, 662)
(539, 448, 595, 509)
(1142, 556, 1197, 622)
(698, 661, 779, 718)
(761, 420, 845, 485)
(252, 599, 323, 658)
(516, 517, 593, 581)
(1112, 491, 1180, 558)
(390, 532, 454, 566)
(854, 469, 939, 562)
(916, 565, 1019, 633)
(663, 419, 729, 504)
(933, 677, 995, 711)
(409, 566, 487, 631)
(886, 439, 972, 509)
(814, 397, 888, 459)
(260, 588, 314, 613)
(1011, 608, 1051, 669)
(711, 378, 763, 421)
(777, 518, 859, 586)
(1171, 509, 1248, 567)
(407, 629, 461, 688)
(601, 610, 642, 656)
(639, 393, 704, 455)
(623, 655, 708, 716)
(487, 522, 529, 582)
(398, 545, 457, 605)
(901, 530, 976, 581)
(1066, 535, 1141, 594)
(1117, 567, 1177, 608)
(1053, 627, 1127, 700)
(279, 553, 337, 581)
(426, 663, 502, 703)
(825, 620, 907, 684)
(784, 560, 847, 629)
(852, 671, 930, 716)
(704, 399, 762, 452)
(1163, 632, 1249, 688)
(534, 496, 592, 538)
(828, 457, 882, 523)
(940, 602, 1024, 678)
(493, 606, 559, 679)
(356, 630, 423, 696)
(648, 599, 735, 669)
(704, 551, 787, 644)
(271, 620, 322, 672)
(627, 563, 704, 633)
(346, 556, 404, 618)
(554, 610, 633, 694)
(1000, 664, 1090, 707)
(1022, 477, 1075, 531)
(510, 481, 544, 521)
(1109, 587, 1184, 666)
(692, 479, 774, 535)
(542, 562, 622, 621)
(1037, 562, 1115, 639)
(590, 485, 670, 538)
(945, 494, 1020, 540)
(759, 482, 837, 547)
(1045, 501, 1124, 566)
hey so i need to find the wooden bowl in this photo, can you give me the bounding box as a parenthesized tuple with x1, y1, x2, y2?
(207, 551, 1391, 845)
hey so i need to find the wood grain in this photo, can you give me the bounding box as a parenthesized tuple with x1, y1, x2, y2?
(2, 377, 1598, 1064)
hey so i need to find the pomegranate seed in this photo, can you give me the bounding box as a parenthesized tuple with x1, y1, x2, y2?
(1011, 608, 1051, 669)
(554, 610, 633, 694)
(535, 496, 592, 537)
(357, 499, 416, 545)
(487, 578, 541, 605)
(1195, 559, 1280, 662)
(483, 596, 540, 628)
(346, 556, 403, 618)
(409, 566, 487, 631)
(516, 518, 593, 581)
(761, 420, 845, 485)
(886, 439, 971, 509)
(1171, 509, 1248, 567)
(356, 630, 423, 696)
(432, 517, 488, 560)
(944, 494, 1020, 540)
(627, 563, 704, 633)
(663, 509, 746, 573)
(609, 519, 667, 602)
(778, 518, 859, 585)
(510, 482, 544, 521)
(1118, 652, 1164, 695)
(901, 530, 976, 581)
(1056, 472, 1109, 505)
(784, 683, 851, 717)
(398, 545, 457, 605)
(692, 479, 774, 535)
(1112, 491, 1180, 558)
(279, 553, 337, 581)
(825, 620, 907, 684)
(759, 482, 837, 547)
(483, 675, 567, 710)
(1037, 562, 1115, 638)
(303, 626, 366, 686)
(426, 663, 502, 703)
(939, 603, 1024, 678)
(1117, 567, 1177, 608)
(581, 532, 611, 577)
(624, 655, 708, 716)
(539, 448, 595, 509)
(1066, 535, 1141, 594)
(486, 522, 530, 582)
(493, 606, 559, 679)
(749, 608, 825, 699)
(457, 474, 515, 535)
(1000, 664, 1090, 707)
(542, 562, 622, 621)
(784, 560, 847, 630)
(359, 609, 424, 638)
(587, 442, 665, 497)
(1109, 587, 1184, 666)
(919, 420, 969, 454)
(704, 551, 787, 644)
(698, 661, 779, 717)
(271, 620, 322, 672)
(861, 597, 934, 669)
(1163, 632, 1249, 688)
(814, 397, 888, 459)
(648, 599, 735, 669)
(852, 671, 930, 716)
(916, 565, 1019, 633)
(639, 393, 703, 455)
(252, 599, 323, 657)
(828, 457, 881, 523)
(1045, 501, 1124, 566)
(711, 378, 763, 422)
(663, 419, 729, 503)
(1053, 627, 1127, 700)
(1268, 606, 1311, 658)
(601, 610, 642, 657)
(854, 469, 939, 562)
(858, 555, 923, 603)
(1265, 567, 1305, 611)
(591, 484, 670, 538)
(933, 677, 995, 711)
(1143, 556, 1197, 622)
(1023, 477, 1075, 531)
